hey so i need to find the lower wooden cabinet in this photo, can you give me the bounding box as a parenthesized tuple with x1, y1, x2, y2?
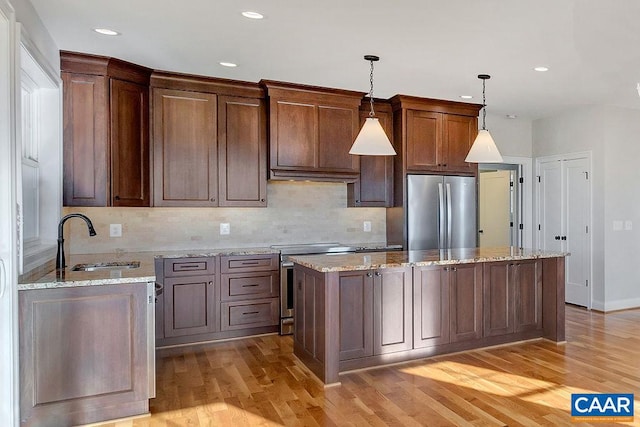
(19, 282, 152, 426)
(413, 263, 482, 348)
(483, 260, 542, 337)
(156, 254, 279, 347)
(338, 267, 412, 361)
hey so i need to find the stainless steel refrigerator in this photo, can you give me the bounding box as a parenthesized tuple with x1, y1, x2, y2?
(406, 174, 477, 250)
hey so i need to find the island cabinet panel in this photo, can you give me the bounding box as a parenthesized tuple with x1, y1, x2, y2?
(218, 95, 267, 206)
(294, 267, 326, 364)
(413, 265, 450, 348)
(449, 263, 483, 342)
(61, 51, 151, 207)
(347, 100, 394, 207)
(19, 283, 150, 426)
(262, 80, 363, 181)
(374, 267, 413, 353)
(339, 271, 374, 360)
(152, 88, 218, 206)
(483, 260, 542, 337)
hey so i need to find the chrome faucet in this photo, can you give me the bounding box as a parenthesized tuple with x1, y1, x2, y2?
(56, 213, 97, 270)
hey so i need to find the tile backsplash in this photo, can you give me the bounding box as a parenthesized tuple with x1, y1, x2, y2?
(63, 181, 387, 254)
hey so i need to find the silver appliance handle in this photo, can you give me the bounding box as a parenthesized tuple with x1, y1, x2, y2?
(146, 281, 156, 398)
(446, 183, 452, 249)
(438, 183, 445, 249)
(0, 258, 5, 298)
(281, 261, 294, 268)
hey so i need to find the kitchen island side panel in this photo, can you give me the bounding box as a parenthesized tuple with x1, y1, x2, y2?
(543, 256, 566, 342)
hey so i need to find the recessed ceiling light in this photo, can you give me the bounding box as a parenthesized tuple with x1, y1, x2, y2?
(93, 28, 120, 36)
(460, 95, 473, 99)
(242, 11, 264, 19)
(506, 114, 518, 119)
(219, 62, 238, 68)
(533, 66, 549, 72)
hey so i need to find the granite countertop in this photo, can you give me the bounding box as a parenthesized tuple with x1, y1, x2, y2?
(18, 247, 280, 290)
(289, 247, 569, 273)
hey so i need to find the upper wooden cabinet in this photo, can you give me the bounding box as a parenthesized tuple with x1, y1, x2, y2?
(151, 72, 267, 207)
(61, 51, 151, 207)
(391, 96, 481, 176)
(261, 80, 364, 181)
(347, 99, 394, 207)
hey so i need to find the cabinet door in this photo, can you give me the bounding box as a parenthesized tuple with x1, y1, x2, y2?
(413, 265, 450, 348)
(62, 72, 108, 206)
(449, 264, 483, 342)
(152, 88, 218, 206)
(339, 271, 373, 361)
(349, 105, 393, 207)
(270, 99, 316, 170)
(218, 96, 267, 207)
(405, 110, 442, 172)
(374, 267, 413, 354)
(110, 79, 150, 207)
(317, 105, 359, 172)
(514, 260, 542, 332)
(483, 261, 514, 337)
(443, 114, 477, 174)
(163, 275, 216, 337)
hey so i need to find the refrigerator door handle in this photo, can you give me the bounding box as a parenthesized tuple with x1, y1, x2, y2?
(446, 183, 452, 249)
(438, 183, 445, 248)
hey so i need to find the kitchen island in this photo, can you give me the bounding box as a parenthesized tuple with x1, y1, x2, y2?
(290, 247, 567, 386)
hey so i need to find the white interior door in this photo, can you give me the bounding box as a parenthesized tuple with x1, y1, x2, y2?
(539, 160, 562, 252)
(0, 0, 18, 425)
(479, 170, 511, 247)
(564, 158, 590, 307)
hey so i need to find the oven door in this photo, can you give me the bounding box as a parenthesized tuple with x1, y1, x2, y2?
(280, 261, 294, 335)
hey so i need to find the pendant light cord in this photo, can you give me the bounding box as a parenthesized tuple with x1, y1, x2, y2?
(481, 78, 487, 130)
(368, 58, 375, 117)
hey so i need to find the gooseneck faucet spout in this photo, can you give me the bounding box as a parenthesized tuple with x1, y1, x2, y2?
(56, 213, 97, 270)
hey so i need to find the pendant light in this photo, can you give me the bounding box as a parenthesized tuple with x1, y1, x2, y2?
(349, 55, 396, 156)
(465, 74, 503, 163)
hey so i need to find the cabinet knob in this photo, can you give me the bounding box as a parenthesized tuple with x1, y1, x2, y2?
(561, 236, 567, 240)
(261, 198, 265, 202)
(374, 271, 381, 277)
(210, 198, 216, 202)
(114, 195, 120, 201)
(554, 235, 561, 240)
(366, 272, 373, 277)
(443, 164, 447, 167)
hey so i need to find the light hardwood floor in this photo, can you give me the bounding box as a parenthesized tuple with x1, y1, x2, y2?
(98, 305, 640, 426)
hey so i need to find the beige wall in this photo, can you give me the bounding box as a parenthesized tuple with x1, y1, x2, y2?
(63, 181, 387, 254)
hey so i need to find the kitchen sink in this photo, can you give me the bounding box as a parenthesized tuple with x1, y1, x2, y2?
(71, 261, 140, 271)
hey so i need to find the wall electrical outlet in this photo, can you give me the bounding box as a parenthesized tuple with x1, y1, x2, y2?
(220, 222, 231, 235)
(363, 221, 372, 232)
(625, 220, 633, 231)
(109, 224, 122, 237)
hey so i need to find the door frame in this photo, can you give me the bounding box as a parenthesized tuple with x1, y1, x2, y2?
(535, 151, 593, 309)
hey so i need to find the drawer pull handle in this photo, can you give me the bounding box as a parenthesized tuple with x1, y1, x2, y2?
(177, 264, 201, 269)
(242, 284, 259, 287)
(243, 311, 259, 315)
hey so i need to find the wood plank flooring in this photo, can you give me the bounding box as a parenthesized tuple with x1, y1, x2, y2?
(96, 305, 640, 426)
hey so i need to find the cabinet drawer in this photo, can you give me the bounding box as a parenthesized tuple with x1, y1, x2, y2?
(221, 298, 279, 331)
(163, 257, 216, 277)
(220, 254, 279, 273)
(221, 272, 279, 301)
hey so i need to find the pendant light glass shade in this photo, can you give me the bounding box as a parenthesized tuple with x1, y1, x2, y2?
(349, 55, 396, 156)
(465, 74, 503, 163)
(350, 117, 396, 155)
(465, 129, 503, 163)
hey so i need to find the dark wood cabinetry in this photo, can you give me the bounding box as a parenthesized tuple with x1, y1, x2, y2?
(413, 263, 482, 348)
(347, 100, 394, 207)
(151, 73, 266, 207)
(483, 260, 542, 337)
(61, 51, 151, 207)
(338, 267, 412, 361)
(262, 80, 363, 181)
(162, 257, 218, 337)
(156, 253, 279, 347)
(391, 96, 482, 206)
(19, 283, 152, 426)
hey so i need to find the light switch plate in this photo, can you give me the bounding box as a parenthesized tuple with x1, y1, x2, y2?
(220, 223, 230, 235)
(363, 221, 372, 232)
(625, 220, 633, 231)
(109, 224, 122, 237)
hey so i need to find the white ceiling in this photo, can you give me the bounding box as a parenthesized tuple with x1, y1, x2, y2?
(29, 0, 640, 120)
